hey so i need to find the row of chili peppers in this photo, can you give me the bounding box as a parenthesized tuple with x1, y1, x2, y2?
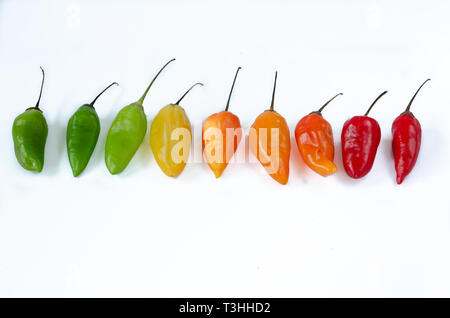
(12, 59, 428, 184)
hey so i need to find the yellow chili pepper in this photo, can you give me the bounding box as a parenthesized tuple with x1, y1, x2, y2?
(150, 83, 203, 177)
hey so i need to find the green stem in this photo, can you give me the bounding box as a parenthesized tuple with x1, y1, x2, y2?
(137, 58, 175, 106)
(364, 90, 387, 116)
(35, 66, 45, 109)
(90, 82, 118, 107)
(405, 79, 431, 112)
(175, 82, 203, 105)
(225, 67, 241, 111)
(317, 93, 343, 113)
(270, 71, 277, 111)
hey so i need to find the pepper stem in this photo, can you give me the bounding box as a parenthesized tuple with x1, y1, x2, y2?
(137, 58, 175, 106)
(405, 79, 431, 112)
(225, 67, 241, 111)
(364, 90, 388, 116)
(270, 71, 278, 111)
(175, 82, 203, 105)
(90, 82, 118, 107)
(35, 66, 45, 109)
(317, 93, 343, 113)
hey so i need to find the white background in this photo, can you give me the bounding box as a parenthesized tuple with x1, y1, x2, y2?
(1, 0, 450, 297)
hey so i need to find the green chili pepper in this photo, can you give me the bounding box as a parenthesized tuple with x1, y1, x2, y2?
(105, 58, 175, 175)
(66, 82, 118, 177)
(12, 67, 48, 172)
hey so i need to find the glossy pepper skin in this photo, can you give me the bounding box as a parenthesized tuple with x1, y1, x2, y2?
(105, 58, 175, 175)
(250, 72, 290, 185)
(295, 93, 342, 176)
(341, 91, 387, 179)
(67, 82, 118, 177)
(12, 67, 48, 172)
(150, 83, 203, 177)
(392, 79, 429, 184)
(202, 67, 242, 178)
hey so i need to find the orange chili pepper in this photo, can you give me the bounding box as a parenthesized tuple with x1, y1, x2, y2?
(202, 67, 243, 178)
(250, 72, 290, 185)
(294, 93, 342, 177)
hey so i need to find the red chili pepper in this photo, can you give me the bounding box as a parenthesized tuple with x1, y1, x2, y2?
(392, 79, 430, 184)
(341, 91, 387, 179)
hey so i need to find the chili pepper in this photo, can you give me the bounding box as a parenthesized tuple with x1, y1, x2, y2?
(202, 67, 242, 178)
(294, 93, 342, 177)
(12, 67, 48, 173)
(392, 79, 430, 184)
(66, 82, 118, 177)
(105, 58, 175, 175)
(250, 72, 290, 185)
(150, 82, 203, 177)
(341, 91, 387, 179)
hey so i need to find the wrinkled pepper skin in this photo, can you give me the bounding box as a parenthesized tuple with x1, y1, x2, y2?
(341, 116, 381, 178)
(67, 105, 100, 176)
(250, 110, 290, 185)
(203, 111, 242, 178)
(104, 58, 175, 175)
(294, 93, 342, 177)
(295, 93, 343, 177)
(12, 67, 48, 173)
(203, 67, 242, 178)
(392, 79, 429, 184)
(12, 108, 48, 172)
(105, 103, 147, 174)
(341, 91, 386, 179)
(295, 113, 337, 177)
